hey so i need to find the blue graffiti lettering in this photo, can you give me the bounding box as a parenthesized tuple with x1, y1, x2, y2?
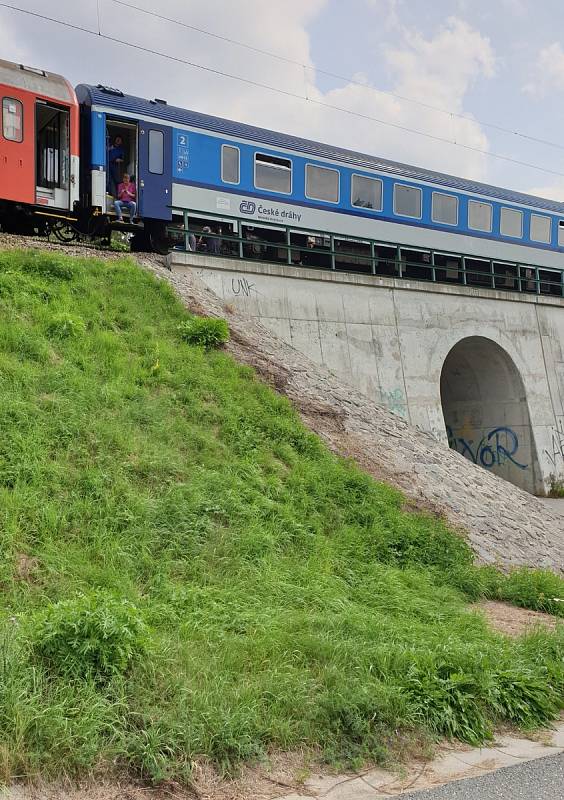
(447, 426, 528, 471)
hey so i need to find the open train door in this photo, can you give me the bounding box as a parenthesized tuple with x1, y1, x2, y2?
(138, 122, 172, 221)
(35, 99, 71, 210)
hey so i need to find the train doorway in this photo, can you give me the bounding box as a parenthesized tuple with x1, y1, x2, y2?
(35, 100, 70, 210)
(440, 336, 540, 493)
(105, 119, 138, 216)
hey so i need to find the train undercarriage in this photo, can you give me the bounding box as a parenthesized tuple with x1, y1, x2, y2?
(0, 200, 172, 253)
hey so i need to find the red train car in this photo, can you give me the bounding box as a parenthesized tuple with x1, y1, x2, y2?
(0, 59, 79, 227)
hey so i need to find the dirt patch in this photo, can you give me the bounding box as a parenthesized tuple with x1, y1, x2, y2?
(2, 752, 314, 800)
(14, 553, 40, 584)
(477, 600, 560, 636)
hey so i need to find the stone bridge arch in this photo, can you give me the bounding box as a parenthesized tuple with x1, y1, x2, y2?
(440, 336, 541, 494)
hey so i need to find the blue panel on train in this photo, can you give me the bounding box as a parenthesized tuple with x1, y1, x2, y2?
(91, 111, 106, 169)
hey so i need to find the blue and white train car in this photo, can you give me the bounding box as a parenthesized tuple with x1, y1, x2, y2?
(75, 83, 564, 281)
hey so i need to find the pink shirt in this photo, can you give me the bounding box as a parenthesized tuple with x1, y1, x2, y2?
(117, 182, 136, 202)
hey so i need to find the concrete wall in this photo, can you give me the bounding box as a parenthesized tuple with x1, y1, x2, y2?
(169, 252, 564, 495)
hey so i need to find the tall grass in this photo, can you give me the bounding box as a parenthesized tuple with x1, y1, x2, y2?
(0, 249, 562, 784)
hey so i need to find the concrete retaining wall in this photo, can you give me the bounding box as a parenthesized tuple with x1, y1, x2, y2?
(169, 252, 564, 495)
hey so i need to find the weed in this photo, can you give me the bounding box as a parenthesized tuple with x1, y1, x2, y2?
(177, 316, 229, 348)
(29, 590, 147, 681)
(45, 312, 86, 339)
(548, 475, 564, 498)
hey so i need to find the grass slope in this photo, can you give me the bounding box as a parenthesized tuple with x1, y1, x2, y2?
(0, 249, 562, 784)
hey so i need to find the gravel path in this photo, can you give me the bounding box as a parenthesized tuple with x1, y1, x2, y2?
(401, 753, 564, 799)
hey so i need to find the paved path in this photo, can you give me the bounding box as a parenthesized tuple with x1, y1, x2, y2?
(401, 753, 564, 799)
(279, 723, 564, 798)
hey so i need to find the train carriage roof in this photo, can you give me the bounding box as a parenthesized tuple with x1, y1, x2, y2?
(77, 83, 564, 215)
(0, 59, 77, 105)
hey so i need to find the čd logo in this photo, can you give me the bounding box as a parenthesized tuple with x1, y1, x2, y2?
(240, 200, 256, 214)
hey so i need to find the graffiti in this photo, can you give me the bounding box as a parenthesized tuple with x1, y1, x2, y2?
(231, 277, 257, 297)
(544, 418, 564, 469)
(380, 388, 407, 417)
(447, 425, 529, 471)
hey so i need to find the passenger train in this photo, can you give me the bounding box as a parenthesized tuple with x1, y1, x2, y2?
(1, 56, 564, 293)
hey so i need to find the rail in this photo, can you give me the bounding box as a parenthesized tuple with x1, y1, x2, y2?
(170, 209, 564, 299)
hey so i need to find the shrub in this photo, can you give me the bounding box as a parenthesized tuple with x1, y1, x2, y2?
(46, 313, 86, 339)
(28, 590, 147, 681)
(177, 316, 229, 349)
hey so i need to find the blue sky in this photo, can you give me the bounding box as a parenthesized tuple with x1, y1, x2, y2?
(2, 0, 564, 198)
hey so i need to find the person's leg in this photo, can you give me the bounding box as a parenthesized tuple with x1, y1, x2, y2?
(114, 200, 123, 220)
(128, 201, 137, 220)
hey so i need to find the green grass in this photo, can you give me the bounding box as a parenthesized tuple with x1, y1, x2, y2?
(0, 248, 563, 785)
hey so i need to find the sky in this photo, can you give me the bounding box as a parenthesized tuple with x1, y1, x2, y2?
(2, 0, 564, 199)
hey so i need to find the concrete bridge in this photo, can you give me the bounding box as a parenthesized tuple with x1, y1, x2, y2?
(170, 251, 564, 496)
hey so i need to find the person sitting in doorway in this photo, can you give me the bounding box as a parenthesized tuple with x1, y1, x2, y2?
(114, 174, 137, 222)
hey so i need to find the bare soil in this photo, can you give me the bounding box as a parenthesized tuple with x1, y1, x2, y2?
(477, 600, 560, 636)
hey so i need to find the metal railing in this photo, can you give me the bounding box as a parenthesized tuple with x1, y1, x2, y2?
(170, 209, 564, 299)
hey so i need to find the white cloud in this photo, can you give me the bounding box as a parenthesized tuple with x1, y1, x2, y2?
(292, 16, 496, 180)
(0, 3, 496, 181)
(364, 0, 402, 31)
(524, 41, 564, 97)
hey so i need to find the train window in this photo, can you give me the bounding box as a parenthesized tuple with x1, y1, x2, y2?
(530, 214, 551, 244)
(351, 174, 382, 210)
(559, 221, 564, 247)
(468, 200, 492, 232)
(254, 152, 292, 194)
(393, 184, 422, 218)
(148, 130, 164, 174)
(305, 164, 339, 203)
(221, 144, 240, 184)
(500, 207, 523, 238)
(2, 97, 23, 142)
(431, 192, 458, 226)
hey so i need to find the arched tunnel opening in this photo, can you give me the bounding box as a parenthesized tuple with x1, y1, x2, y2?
(440, 336, 539, 494)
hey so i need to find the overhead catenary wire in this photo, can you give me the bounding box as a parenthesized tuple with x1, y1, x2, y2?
(114, 0, 564, 155)
(2, 1, 564, 180)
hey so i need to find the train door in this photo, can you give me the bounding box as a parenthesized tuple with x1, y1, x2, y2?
(35, 99, 70, 210)
(0, 92, 34, 204)
(138, 122, 172, 220)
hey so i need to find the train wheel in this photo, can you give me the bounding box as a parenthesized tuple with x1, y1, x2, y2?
(51, 220, 79, 243)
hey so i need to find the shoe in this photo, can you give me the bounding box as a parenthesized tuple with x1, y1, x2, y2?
(116, 218, 124, 223)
